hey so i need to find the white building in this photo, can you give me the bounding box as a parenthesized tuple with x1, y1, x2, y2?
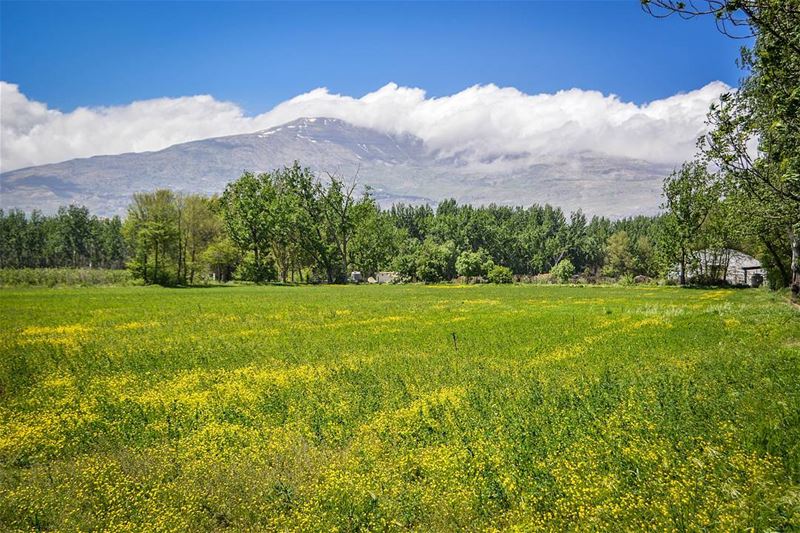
(375, 271, 400, 284)
(671, 249, 765, 286)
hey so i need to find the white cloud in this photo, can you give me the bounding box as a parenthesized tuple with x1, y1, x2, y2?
(0, 80, 730, 172)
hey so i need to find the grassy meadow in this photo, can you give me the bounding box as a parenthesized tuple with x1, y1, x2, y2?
(1, 284, 799, 531)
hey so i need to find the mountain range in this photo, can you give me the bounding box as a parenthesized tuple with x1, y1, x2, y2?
(0, 117, 673, 218)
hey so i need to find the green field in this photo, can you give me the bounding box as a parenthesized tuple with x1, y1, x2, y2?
(1, 285, 798, 531)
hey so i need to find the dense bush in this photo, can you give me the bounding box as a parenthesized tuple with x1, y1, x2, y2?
(551, 259, 575, 283)
(415, 239, 457, 283)
(487, 265, 513, 284)
(0, 268, 133, 287)
(455, 249, 494, 278)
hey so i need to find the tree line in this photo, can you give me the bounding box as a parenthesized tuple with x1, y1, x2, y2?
(1, 160, 778, 286)
(0, 206, 125, 269)
(217, 163, 682, 284)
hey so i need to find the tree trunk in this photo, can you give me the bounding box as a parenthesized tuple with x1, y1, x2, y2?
(342, 239, 349, 284)
(791, 226, 800, 299)
(190, 248, 196, 285)
(251, 225, 262, 281)
(680, 248, 687, 286)
(154, 244, 159, 285)
(760, 236, 790, 286)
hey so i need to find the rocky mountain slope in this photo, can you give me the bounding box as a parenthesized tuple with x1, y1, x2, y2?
(0, 117, 672, 218)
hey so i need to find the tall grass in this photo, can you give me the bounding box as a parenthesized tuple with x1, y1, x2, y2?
(0, 285, 797, 530)
(0, 268, 133, 287)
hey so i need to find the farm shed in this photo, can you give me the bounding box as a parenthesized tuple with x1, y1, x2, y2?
(671, 249, 765, 286)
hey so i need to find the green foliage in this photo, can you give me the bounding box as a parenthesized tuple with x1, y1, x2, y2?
(124, 190, 180, 285)
(390, 239, 420, 281)
(647, 1, 800, 291)
(181, 195, 224, 284)
(201, 238, 240, 283)
(487, 264, 513, 284)
(1, 285, 798, 530)
(618, 273, 635, 286)
(661, 161, 719, 285)
(235, 251, 278, 283)
(0, 207, 126, 269)
(603, 231, 633, 277)
(348, 192, 404, 276)
(601, 227, 662, 279)
(550, 258, 575, 283)
(455, 249, 494, 278)
(0, 176, 719, 286)
(414, 239, 457, 283)
(122, 190, 226, 286)
(220, 172, 278, 283)
(220, 163, 383, 284)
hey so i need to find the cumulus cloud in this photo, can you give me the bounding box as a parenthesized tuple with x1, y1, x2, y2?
(0, 80, 730, 172)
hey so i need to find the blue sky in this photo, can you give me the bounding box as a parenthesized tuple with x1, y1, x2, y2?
(1, 1, 746, 113)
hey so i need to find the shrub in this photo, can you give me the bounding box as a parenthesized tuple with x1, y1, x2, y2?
(414, 239, 457, 283)
(618, 273, 635, 286)
(455, 249, 494, 278)
(550, 259, 575, 284)
(487, 265, 513, 284)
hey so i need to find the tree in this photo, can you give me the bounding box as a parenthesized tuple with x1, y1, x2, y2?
(53, 205, 93, 267)
(603, 231, 634, 277)
(0, 208, 126, 270)
(641, 1, 800, 52)
(220, 172, 276, 282)
(95, 216, 126, 268)
(124, 190, 180, 285)
(202, 238, 240, 282)
(318, 172, 362, 282)
(631, 235, 659, 277)
(415, 239, 457, 283)
(0, 210, 31, 268)
(389, 203, 433, 242)
(455, 249, 494, 278)
(180, 195, 223, 284)
(662, 161, 718, 285)
(643, 0, 800, 293)
(267, 180, 301, 283)
(350, 196, 403, 276)
(277, 163, 343, 283)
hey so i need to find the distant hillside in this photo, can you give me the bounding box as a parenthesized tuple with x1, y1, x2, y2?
(0, 117, 672, 217)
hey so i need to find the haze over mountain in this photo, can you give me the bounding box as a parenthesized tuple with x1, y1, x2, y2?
(0, 117, 674, 218)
